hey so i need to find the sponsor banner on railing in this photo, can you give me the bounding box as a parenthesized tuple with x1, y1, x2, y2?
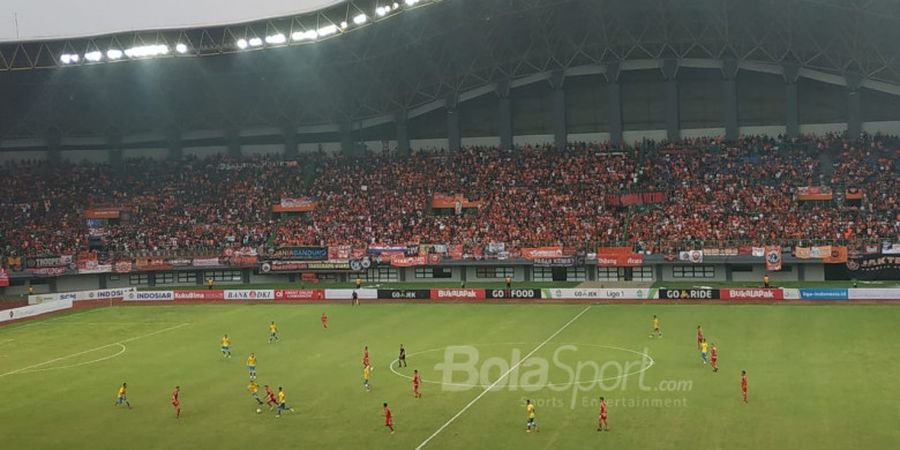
(274, 289, 325, 300)
(720, 288, 783, 301)
(798, 288, 848, 300)
(678, 250, 704, 263)
(125, 291, 174, 301)
(430, 289, 486, 300)
(191, 257, 221, 267)
(224, 289, 276, 300)
(659, 289, 720, 300)
(1, 299, 73, 323)
(377, 289, 431, 300)
(847, 288, 900, 300)
(542, 288, 656, 300)
(485, 289, 542, 299)
(174, 290, 225, 301)
(323, 289, 378, 300)
(596, 254, 644, 267)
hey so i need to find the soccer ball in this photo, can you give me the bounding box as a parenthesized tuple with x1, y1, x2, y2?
(256, 408, 262, 414)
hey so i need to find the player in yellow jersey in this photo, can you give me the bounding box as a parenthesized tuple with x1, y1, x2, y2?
(268, 321, 279, 343)
(525, 399, 537, 432)
(247, 353, 257, 379)
(114, 382, 132, 409)
(275, 386, 294, 417)
(221, 334, 232, 358)
(700, 339, 709, 364)
(247, 380, 263, 405)
(650, 315, 662, 338)
(363, 365, 372, 391)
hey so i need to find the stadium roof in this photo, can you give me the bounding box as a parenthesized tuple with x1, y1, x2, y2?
(0, 0, 345, 42)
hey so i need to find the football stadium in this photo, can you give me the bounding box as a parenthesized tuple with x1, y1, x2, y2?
(1, 0, 899, 448)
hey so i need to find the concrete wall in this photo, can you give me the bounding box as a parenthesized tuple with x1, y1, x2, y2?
(243, 144, 284, 157)
(0, 150, 48, 162)
(184, 146, 227, 158)
(403, 266, 462, 283)
(659, 264, 729, 283)
(56, 274, 101, 292)
(732, 264, 800, 282)
(123, 148, 168, 160)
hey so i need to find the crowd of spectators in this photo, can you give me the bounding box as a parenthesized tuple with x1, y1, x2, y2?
(0, 132, 897, 260)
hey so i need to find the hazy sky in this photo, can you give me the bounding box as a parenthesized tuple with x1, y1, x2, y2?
(0, 0, 344, 42)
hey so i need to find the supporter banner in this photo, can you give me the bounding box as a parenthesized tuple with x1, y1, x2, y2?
(328, 245, 352, 260)
(865, 244, 880, 255)
(794, 247, 811, 259)
(449, 244, 464, 260)
(224, 289, 276, 300)
(845, 188, 864, 200)
(431, 193, 484, 209)
(798, 288, 848, 300)
(274, 289, 325, 300)
(843, 255, 900, 280)
(485, 289, 542, 299)
(678, 250, 704, 264)
(659, 289, 720, 300)
(83, 207, 123, 219)
(0, 299, 73, 323)
(882, 243, 900, 255)
(191, 257, 221, 267)
(272, 246, 329, 260)
(737, 246, 753, 256)
(430, 289, 486, 300)
(0, 266, 9, 287)
(542, 288, 655, 300)
(377, 289, 431, 300)
(367, 246, 408, 255)
(389, 255, 441, 267)
(765, 246, 782, 271)
(323, 289, 378, 300)
(534, 256, 581, 267)
(847, 288, 900, 300)
(26, 255, 73, 268)
(486, 242, 506, 254)
(720, 289, 783, 301)
(27, 267, 67, 276)
(261, 260, 355, 272)
(231, 254, 258, 265)
(824, 246, 848, 264)
(751, 247, 765, 257)
(702, 248, 739, 257)
(6, 256, 23, 271)
(115, 261, 133, 273)
(597, 246, 633, 255)
(596, 254, 644, 267)
(125, 291, 174, 301)
(78, 264, 112, 274)
(795, 186, 833, 201)
(134, 257, 171, 271)
(166, 258, 192, 267)
(521, 247, 564, 260)
(272, 197, 317, 213)
(174, 290, 225, 301)
(809, 246, 832, 259)
(432, 244, 448, 254)
(604, 191, 665, 207)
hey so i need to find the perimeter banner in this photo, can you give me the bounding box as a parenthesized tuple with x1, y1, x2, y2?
(659, 289, 720, 300)
(485, 289, 542, 299)
(430, 289, 486, 300)
(719, 288, 783, 301)
(541, 288, 656, 300)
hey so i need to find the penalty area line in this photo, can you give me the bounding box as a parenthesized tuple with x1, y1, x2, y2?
(0, 322, 190, 377)
(415, 305, 591, 450)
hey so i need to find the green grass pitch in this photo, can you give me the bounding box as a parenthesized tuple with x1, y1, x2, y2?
(1, 303, 899, 449)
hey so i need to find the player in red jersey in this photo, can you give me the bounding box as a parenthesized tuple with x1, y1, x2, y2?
(321, 312, 328, 329)
(383, 402, 394, 434)
(741, 370, 748, 403)
(696, 325, 704, 349)
(264, 384, 278, 409)
(597, 396, 609, 431)
(412, 369, 421, 399)
(171, 386, 180, 419)
(363, 346, 370, 368)
(710, 343, 718, 372)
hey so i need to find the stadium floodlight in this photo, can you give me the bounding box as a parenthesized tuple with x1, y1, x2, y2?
(236, 38, 248, 49)
(318, 24, 338, 37)
(60, 53, 78, 64)
(106, 49, 124, 60)
(124, 44, 169, 58)
(353, 14, 368, 25)
(265, 33, 286, 44)
(340, 21, 348, 30)
(85, 51, 103, 62)
(248, 37, 263, 47)
(405, 0, 420, 5)
(392, 2, 399, 9)
(375, 6, 388, 16)
(175, 43, 188, 54)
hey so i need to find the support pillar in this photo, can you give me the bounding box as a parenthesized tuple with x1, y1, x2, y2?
(550, 70, 567, 149)
(661, 59, 680, 142)
(340, 121, 355, 156)
(783, 64, 800, 138)
(283, 124, 298, 159)
(606, 62, 623, 146)
(446, 95, 461, 152)
(846, 73, 863, 138)
(46, 128, 62, 163)
(496, 80, 513, 150)
(167, 128, 183, 161)
(226, 126, 241, 158)
(107, 130, 123, 167)
(396, 111, 410, 156)
(722, 59, 739, 141)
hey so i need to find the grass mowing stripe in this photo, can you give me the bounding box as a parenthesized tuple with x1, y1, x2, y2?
(0, 322, 190, 377)
(415, 305, 592, 450)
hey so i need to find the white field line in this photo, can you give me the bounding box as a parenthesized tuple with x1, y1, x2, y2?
(0, 323, 189, 377)
(415, 306, 591, 450)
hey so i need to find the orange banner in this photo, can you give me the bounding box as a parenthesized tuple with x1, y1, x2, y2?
(795, 186, 833, 201)
(845, 188, 864, 200)
(84, 207, 122, 219)
(824, 246, 848, 264)
(521, 247, 563, 259)
(431, 194, 484, 209)
(273, 197, 317, 213)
